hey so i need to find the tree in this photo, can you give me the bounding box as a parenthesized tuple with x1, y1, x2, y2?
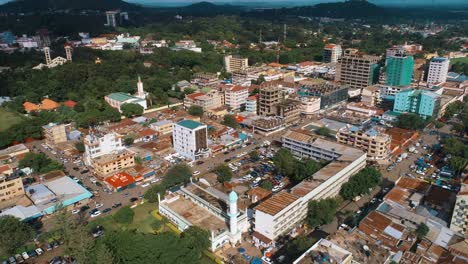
(416, 223, 429, 239)
(120, 103, 144, 118)
(113, 207, 135, 225)
(94, 243, 114, 264)
(397, 113, 427, 130)
(222, 114, 239, 129)
(19, 152, 63, 173)
(260, 180, 273, 190)
(249, 150, 260, 161)
(187, 105, 204, 117)
(272, 148, 296, 176)
(340, 167, 382, 200)
(214, 164, 233, 183)
(306, 199, 338, 228)
(315, 127, 332, 137)
(0, 216, 35, 256)
(124, 136, 134, 146)
(448, 156, 468, 177)
(181, 226, 211, 254)
(144, 164, 192, 203)
(75, 142, 85, 153)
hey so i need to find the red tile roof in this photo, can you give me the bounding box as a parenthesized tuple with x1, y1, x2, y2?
(23, 102, 40, 112)
(105, 172, 135, 189)
(324, 43, 337, 49)
(229, 85, 247, 92)
(186, 92, 205, 100)
(63, 100, 77, 108)
(41, 98, 60, 110)
(138, 128, 157, 137)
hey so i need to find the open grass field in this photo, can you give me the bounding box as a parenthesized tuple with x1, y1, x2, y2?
(450, 57, 468, 64)
(0, 107, 23, 132)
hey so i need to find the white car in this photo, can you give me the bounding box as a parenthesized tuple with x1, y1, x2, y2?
(95, 203, 104, 208)
(272, 186, 281, 192)
(35, 248, 44, 255)
(193, 171, 200, 176)
(141, 183, 150, 188)
(150, 178, 160, 184)
(21, 252, 29, 260)
(91, 210, 101, 218)
(72, 209, 80, 214)
(90, 178, 97, 184)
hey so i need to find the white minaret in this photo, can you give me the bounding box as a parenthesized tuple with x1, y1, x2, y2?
(228, 190, 239, 241)
(135, 76, 146, 99)
(44, 47, 51, 66)
(64, 45, 73, 62)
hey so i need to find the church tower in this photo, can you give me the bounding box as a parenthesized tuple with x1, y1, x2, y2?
(135, 76, 147, 99)
(228, 190, 241, 244)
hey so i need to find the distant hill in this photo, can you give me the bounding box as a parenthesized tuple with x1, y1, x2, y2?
(0, 0, 141, 13)
(166, 1, 246, 16)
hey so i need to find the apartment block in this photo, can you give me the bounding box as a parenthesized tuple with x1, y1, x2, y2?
(450, 179, 468, 236)
(335, 54, 381, 91)
(300, 96, 321, 115)
(225, 85, 249, 110)
(393, 89, 441, 118)
(92, 149, 135, 177)
(336, 124, 391, 160)
(298, 82, 348, 110)
(191, 72, 219, 87)
(224, 55, 248, 73)
(173, 120, 209, 160)
(184, 91, 223, 111)
(42, 123, 67, 147)
(84, 132, 124, 165)
(150, 120, 173, 135)
(258, 85, 283, 116)
(323, 44, 342, 63)
(0, 175, 25, 207)
(361, 86, 381, 106)
(427, 57, 450, 86)
(245, 95, 258, 114)
(386, 54, 414, 86)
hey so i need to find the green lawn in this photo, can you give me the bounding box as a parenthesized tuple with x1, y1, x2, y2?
(0, 107, 23, 132)
(450, 57, 468, 64)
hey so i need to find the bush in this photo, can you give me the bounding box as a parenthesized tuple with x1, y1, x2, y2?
(214, 164, 232, 183)
(113, 207, 134, 225)
(187, 105, 204, 117)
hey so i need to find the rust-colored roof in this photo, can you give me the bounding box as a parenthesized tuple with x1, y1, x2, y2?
(255, 191, 298, 216)
(297, 61, 317, 67)
(324, 43, 337, 49)
(247, 95, 258, 100)
(186, 92, 205, 101)
(252, 231, 272, 244)
(268, 62, 284, 68)
(138, 128, 157, 137)
(41, 98, 60, 110)
(228, 85, 247, 93)
(0, 164, 11, 174)
(23, 102, 40, 112)
(63, 100, 77, 108)
(396, 177, 430, 193)
(105, 172, 135, 189)
(247, 187, 272, 201)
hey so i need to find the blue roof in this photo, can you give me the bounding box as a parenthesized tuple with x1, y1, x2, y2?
(229, 191, 238, 202)
(431, 57, 448, 62)
(177, 120, 204, 130)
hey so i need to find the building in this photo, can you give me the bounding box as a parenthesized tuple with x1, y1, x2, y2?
(253, 130, 366, 241)
(84, 132, 124, 165)
(92, 149, 135, 177)
(42, 123, 67, 147)
(245, 95, 258, 114)
(105, 11, 119, 27)
(191, 72, 219, 87)
(150, 120, 173, 135)
(225, 85, 249, 111)
(336, 124, 391, 160)
(258, 85, 283, 117)
(0, 175, 25, 208)
(450, 178, 468, 236)
(174, 40, 202, 53)
(173, 120, 209, 160)
(105, 77, 148, 112)
(276, 99, 301, 124)
(104, 172, 136, 191)
(301, 96, 321, 115)
(335, 54, 380, 91)
(0, 31, 15, 45)
(386, 54, 414, 86)
(361, 86, 381, 106)
(323, 44, 342, 63)
(224, 55, 248, 73)
(293, 238, 353, 264)
(159, 183, 248, 251)
(184, 91, 223, 111)
(298, 82, 348, 110)
(427, 57, 450, 86)
(393, 89, 441, 118)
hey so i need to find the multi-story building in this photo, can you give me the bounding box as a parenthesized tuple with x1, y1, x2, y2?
(336, 124, 391, 160)
(300, 96, 321, 115)
(393, 89, 441, 118)
(0, 175, 25, 208)
(92, 149, 135, 177)
(245, 95, 258, 114)
(377, 84, 411, 100)
(42, 123, 67, 147)
(335, 54, 381, 91)
(84, 132, 124, 165)
(293, 239, 353, 264)
(105, 11, 119, 27)
(450, 178, 468, 236)
(184, 91, 223, 111)
(173, 120, 209, 160)
(224, 55, 248, 73)
(150, 120, 173, 135)
(191, 72, 219, 87)
(323, 44, 342, 63)
(254, 130, 366, 241)
(385, 54, 414, 86)
(361, 85, 381, 106)
(427, 57, 450, 86)
(276, 99, 301, 124)
(224, 85, 249, 111)
(258, 85, 283, 117)
(298, 82, 348, 110)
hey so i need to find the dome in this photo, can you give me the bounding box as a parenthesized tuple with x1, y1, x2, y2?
(228, 191, 238, 202)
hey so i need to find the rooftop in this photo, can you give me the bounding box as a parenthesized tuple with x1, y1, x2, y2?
(177, 119, 205, 130)
(294, 238, 352, 264)
(105, 172, 135, 189)
(254, 191, 299, 216)
(106, 92, 142, 102)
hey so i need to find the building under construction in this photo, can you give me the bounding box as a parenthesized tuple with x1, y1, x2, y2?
(298, 82, 349, 110)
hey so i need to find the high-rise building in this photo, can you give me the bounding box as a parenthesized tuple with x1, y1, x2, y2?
(258, 85, 283, 116)
(393, 89, 441, 118)
(64, 44, 73, 62)
(173, 120, 209, 160)
(224, 55, 248, 73)
(336, 125, 391, 160)
(84, 132, 124, 165)
(427, 57, 450, 86)
(245, 95, 258, 114)
(335, 54, 381, 91)
(105, 11, 119, 27)
(385, 54, 414, 86)
(450, 179, 468, 236)
(322, 44, 342, 63)
(42, 123, 67, 147)
(224, 85, 249, 110)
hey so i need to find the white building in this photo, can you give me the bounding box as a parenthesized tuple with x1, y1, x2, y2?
(450, 179, 468, 236)
(245, 95, 258, 114)
(253, 130, 366, 242)
(105, 77, 148, 112)
(224, 55, 248, 73)
(427, 57, 450, 87)
(293, 238, 353, 264)
(173, 120, 209, 161)
(84, 132, 124, 165)
(301, 96, 321, 115)
(225, 85, 249, 111)
(105, 11, 119, 27)
(323, 44, 342, 63)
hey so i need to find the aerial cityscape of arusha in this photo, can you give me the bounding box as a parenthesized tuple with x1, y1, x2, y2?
(0, 0, 468, 263)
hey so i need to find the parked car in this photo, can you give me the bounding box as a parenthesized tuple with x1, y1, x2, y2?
(112, 203, 122, 208)
(49, 256, 64, 264)
(91, 210, 101, 218)
(44, 243, 53, 251)
(141, 182, 150, 188)
(130, 197, 138, 202)
(72, 209, 80, 214)
(21, 253, 29, 260)
(27, 250, 37, 258)
(51, 240, 60, 248)
(8, 256, 16, 264)
(14, 254, 24, 263)
(102, 208, 112, 213)
(95, 203, 104, 209)
(35, 248, 44, 256)
(193, 171, 200, 176)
